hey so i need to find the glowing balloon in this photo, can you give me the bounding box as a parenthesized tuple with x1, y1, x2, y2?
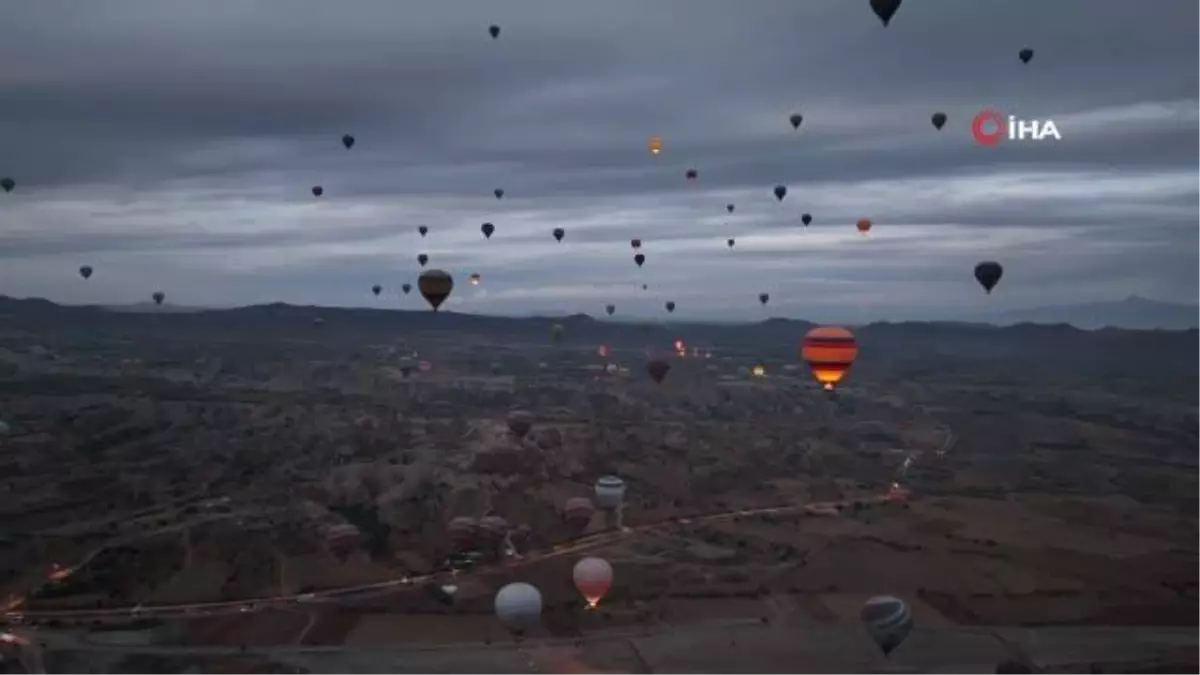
(801, 326, 859, 391)
(573, 557, 614, 609)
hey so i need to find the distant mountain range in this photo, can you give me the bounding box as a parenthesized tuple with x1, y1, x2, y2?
(973, 295, 1198, 331)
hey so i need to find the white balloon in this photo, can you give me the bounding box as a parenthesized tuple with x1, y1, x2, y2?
(494, 582, 543, 631)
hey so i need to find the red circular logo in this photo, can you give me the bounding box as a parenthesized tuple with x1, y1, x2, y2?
(971, 109, 1006, 146)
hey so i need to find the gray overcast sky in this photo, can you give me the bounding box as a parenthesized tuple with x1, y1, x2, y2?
(1, 0, 1196, 322)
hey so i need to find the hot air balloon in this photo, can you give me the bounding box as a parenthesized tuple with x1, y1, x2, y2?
(418, 225, 428, 237)
(418, 269, 453, 311)
(931, 112, 947, 130)
(665, 301, 675, 313)
(402, 283, 412, 295)
(774, 185, 787, 202)
(152, 292, 165, 306)
(550, 323, 564, 344)
(801, 326, 859, 391)
(341, 134, 355, 149)
(552, 228, 565, 242)
(563, 498, 596, 529)
(727, 238, 735, 249)
(598, 344, 609, 358)
(726, 204, 735, 213)
(1019, 47, 1034, 64)
(481, 222, 495, 239)
(801, 213, 812, 226)
(493, 188, 505, 199)
(311, 186, 323, 197)
(495, 582, 541, 635)
(647, 136, 662, 156)
(79, 266, 93, 280)
(605, 304, 615, 316)
(974, 261, 1003, 294)
(371, 284, 382, 296)
(646, 359, 671, 384)
(759, 293, 769, 306)
(861, 595, 913, 656)
(752, 364, 766, 377)
(634, 253, 645, 268)
(641, 284, 648, 290)
(789, 113, 803, 130)
(869, 0, 903, 27)
(630, 239, 642, 250)
(0, 177, 14, 193)
(573, 557, 614, 609)
(488, 24, 501, 39)
(469, 273, 481, 286)
(507, 409, 534, 439)
(856, 218, 873, 235)
(685, 169, 698, 181)
(673, 339, 685, 352)
(417, 253, 429, 267)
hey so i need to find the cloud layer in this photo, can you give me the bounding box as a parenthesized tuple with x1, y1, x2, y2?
(1, 0, 1196, 321)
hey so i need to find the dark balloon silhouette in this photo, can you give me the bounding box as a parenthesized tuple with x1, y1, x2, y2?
(418, 225, 428, 237)
(482, 222, 495, 239)
(402, 283, 412, 295)
(311, 186, 323, 197)
(606, 304, 615, 316)
(759, 293, 769, 306)
(931, 112, 947, 130)
(1019, 47, 1034, 63)
(494, 188, 505, 199)
(774, 185, 787, 202)
(665, 301, 675, 313)
(79, 266, 93, 280)
(418, 269, 454, 311)
(726, 203, 735, 213)
(974, 261, 1004, 294)
(801, 213, 813, 226)
(418, 253, 429, 267)
(341, 134, 355, 149)
(869, 0, 903, 26)
(631, 239, 642, 250)
(789, 113, 803, 130)
(646, 359, 671, 384)
(685, 169, 698, 181)
(152, 292, 165, 306)
(0, 177, 14, 193)
(552, 228, 565, 242)
(727, 238, 735, 249)
(489, 25, 500, 39)
(372, 284, 382, 296)
(634, 254, 645, 268)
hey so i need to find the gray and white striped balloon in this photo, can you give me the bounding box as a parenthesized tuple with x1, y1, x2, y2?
(861, 595, 913, 656)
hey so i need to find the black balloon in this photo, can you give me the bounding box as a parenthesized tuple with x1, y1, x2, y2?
(342, 134, 355, 149)
(931, 112, 947, 130)
(801, 213, 812, 226)
(482, 222, 495, 239)
(774, 185, 787, 202)
(553, 228, 565, 242)
(974, 261, 1004, 294)
(634, 253, 645, 268)
(869, 0, 903, 26)
(1019, 47, 1034, 63)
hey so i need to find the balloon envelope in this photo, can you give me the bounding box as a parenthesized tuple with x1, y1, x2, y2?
(774, 185, 787, 201)
(861, 595, 913, 655)
(801, 326, 859, 391)
(573, 557, 614, 608)
(79, 266, 93, 280)
(647, 359, 670, 384)
(495, 582, 542, 632)
(974, 261, 1003, 293)
(418, 269, 453, 311)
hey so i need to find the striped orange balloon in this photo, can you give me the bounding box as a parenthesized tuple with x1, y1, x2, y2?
(856, 218, 872, 234)
(647, 136, 663, 155)
(801, 326, 859, 390)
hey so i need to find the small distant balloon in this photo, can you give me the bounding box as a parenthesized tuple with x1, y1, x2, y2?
(869, 0, 903, 27)
(341, 134, 355, 149)
(759, 293, 769, 306)
(371, 284, 382, 296)
(685, 169, 698, 181)
(856, 218, 873, 234)
(489, 24, 501, 39)
(726, 204, 735, 213)
(647, 136, 662, 156)
(0, 177, 14, 193)
(469, 273, 481, 286)
(931, 112, 947, 130)
(418, 225, 428, 237)
(974, 261, 1003, 294)
(1019, 47, 1034, 63)
(481, 222, 495, 239)
(552, 228, 565, 242)
(401, 283, 412, 295)
(727, 238, 735, 249)
(494, 188, 504, 199)
(801, 213, 813, 226)
(665, 301, 675, 313)
(605, 304, 615, 316)
(789, 113, 803, 130)
(152, 291, 165, 306)
(418, 269, 454, 311)
(641, 283, 648, 290)
(646, 359, 671, 384)
(311, 186, 323, 197)
(634, 253, 645, 268)
(773, 185, 787, 202)
(79, 266, 93, 280)
(417, 254, 429, 267)
(630, 239, 642, 250)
